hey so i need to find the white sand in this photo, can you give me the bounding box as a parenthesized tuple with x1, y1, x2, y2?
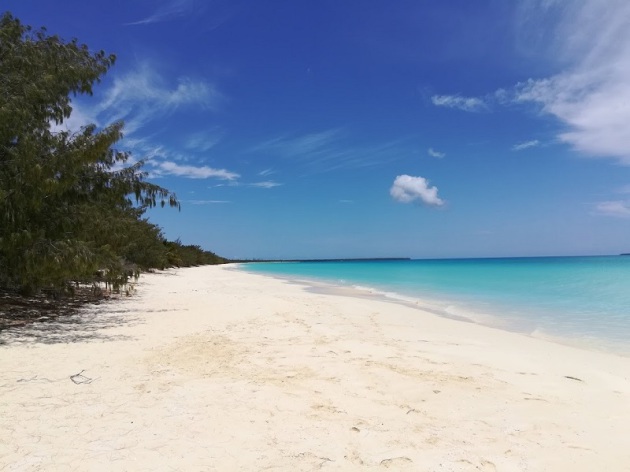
(1, 265, 629, 471)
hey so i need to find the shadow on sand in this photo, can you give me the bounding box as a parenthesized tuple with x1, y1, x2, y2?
(0, 291, 139, 345)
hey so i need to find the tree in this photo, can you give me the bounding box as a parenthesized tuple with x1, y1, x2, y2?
(0, 13, 180, 294)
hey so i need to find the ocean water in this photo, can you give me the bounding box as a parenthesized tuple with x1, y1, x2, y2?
(242, 256, 630, 354)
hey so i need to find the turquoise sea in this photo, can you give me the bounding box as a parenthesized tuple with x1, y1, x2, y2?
(242, 256, 630, 355)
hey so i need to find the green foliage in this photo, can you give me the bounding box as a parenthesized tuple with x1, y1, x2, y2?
(164, 239, 227, 268)
(0, 13, 225, 295)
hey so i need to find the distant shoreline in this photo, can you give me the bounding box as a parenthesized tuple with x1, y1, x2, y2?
(235, 257, 411, 263)
(233, 254, 627, 263)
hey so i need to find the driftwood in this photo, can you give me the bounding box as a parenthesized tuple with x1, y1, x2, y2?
(70, 370, 94, 384)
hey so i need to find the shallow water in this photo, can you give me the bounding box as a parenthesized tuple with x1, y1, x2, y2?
(242, 256, 630, 354)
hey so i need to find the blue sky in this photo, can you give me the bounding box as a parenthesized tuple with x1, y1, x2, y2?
(6, 0, 630, 259)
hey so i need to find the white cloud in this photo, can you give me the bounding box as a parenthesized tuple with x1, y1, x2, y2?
(153, 161, 239, 180)
(54, 64, 224, 137)
(49, 103, 97, 133)
(594, 201, 630, 218)
(431, 94, 487, 112)
(95, 64, 223, 134)
(250, 181, 282, 188)
(47, 64, 237, 184)
(206, 180, 282, 189)
(427, 147, 445, 158)
(390, 175, 444, 207)
(512, 140, 540, 151)
(123, 140, 239, 181)
(169, 79, 217, 107)
(514, 0, 630, 164)
(259, 168, 275, 176)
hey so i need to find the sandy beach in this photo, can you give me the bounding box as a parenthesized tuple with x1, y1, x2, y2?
(1, 264, 629, 471)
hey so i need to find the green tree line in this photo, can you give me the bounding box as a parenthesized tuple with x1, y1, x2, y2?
(0, 13, 226, 296)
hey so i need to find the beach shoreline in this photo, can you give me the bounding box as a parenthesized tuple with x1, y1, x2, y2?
(236, 262, 630, 358)
(1, 265, 629, 470)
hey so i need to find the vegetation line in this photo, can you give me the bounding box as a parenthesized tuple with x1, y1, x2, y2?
(0, 12, 226, 305)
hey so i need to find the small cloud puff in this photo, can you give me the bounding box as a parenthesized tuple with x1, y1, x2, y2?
(390, 175, 444, 207)
(428, 148, 445, 158)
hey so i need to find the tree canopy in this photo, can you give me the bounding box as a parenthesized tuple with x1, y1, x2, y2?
(0, 13, 226, 295)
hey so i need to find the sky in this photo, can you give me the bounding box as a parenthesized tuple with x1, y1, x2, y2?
(5, 0, 630, 259)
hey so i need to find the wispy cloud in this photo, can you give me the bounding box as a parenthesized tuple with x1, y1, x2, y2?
(259, 168, 275, 177)
(427, 147, 445, 158)
(95, 64, 224, 134)
(252, 129, 341, 158)
(250, 181, 282, 188)
(55, 63, 224, 137)
(432, 2, 630, 164)
(431, 94, 487, 112)
(127, 0, 197, 25)
(512, 140, 540, 151)
(514, 0, 630, 164)
(119, 137, 240, 182)
(207, 180, 282, 189)
(49, 62, 236, 183)
(127, 0, 237, 29)
(187, 200, 231, 205)
(184, 130, 224, 152)
(150, 161, 239, 180)
(252, 130, 409, 173)
(390, 175, 444, 207)
(594, 201, 630, 218)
